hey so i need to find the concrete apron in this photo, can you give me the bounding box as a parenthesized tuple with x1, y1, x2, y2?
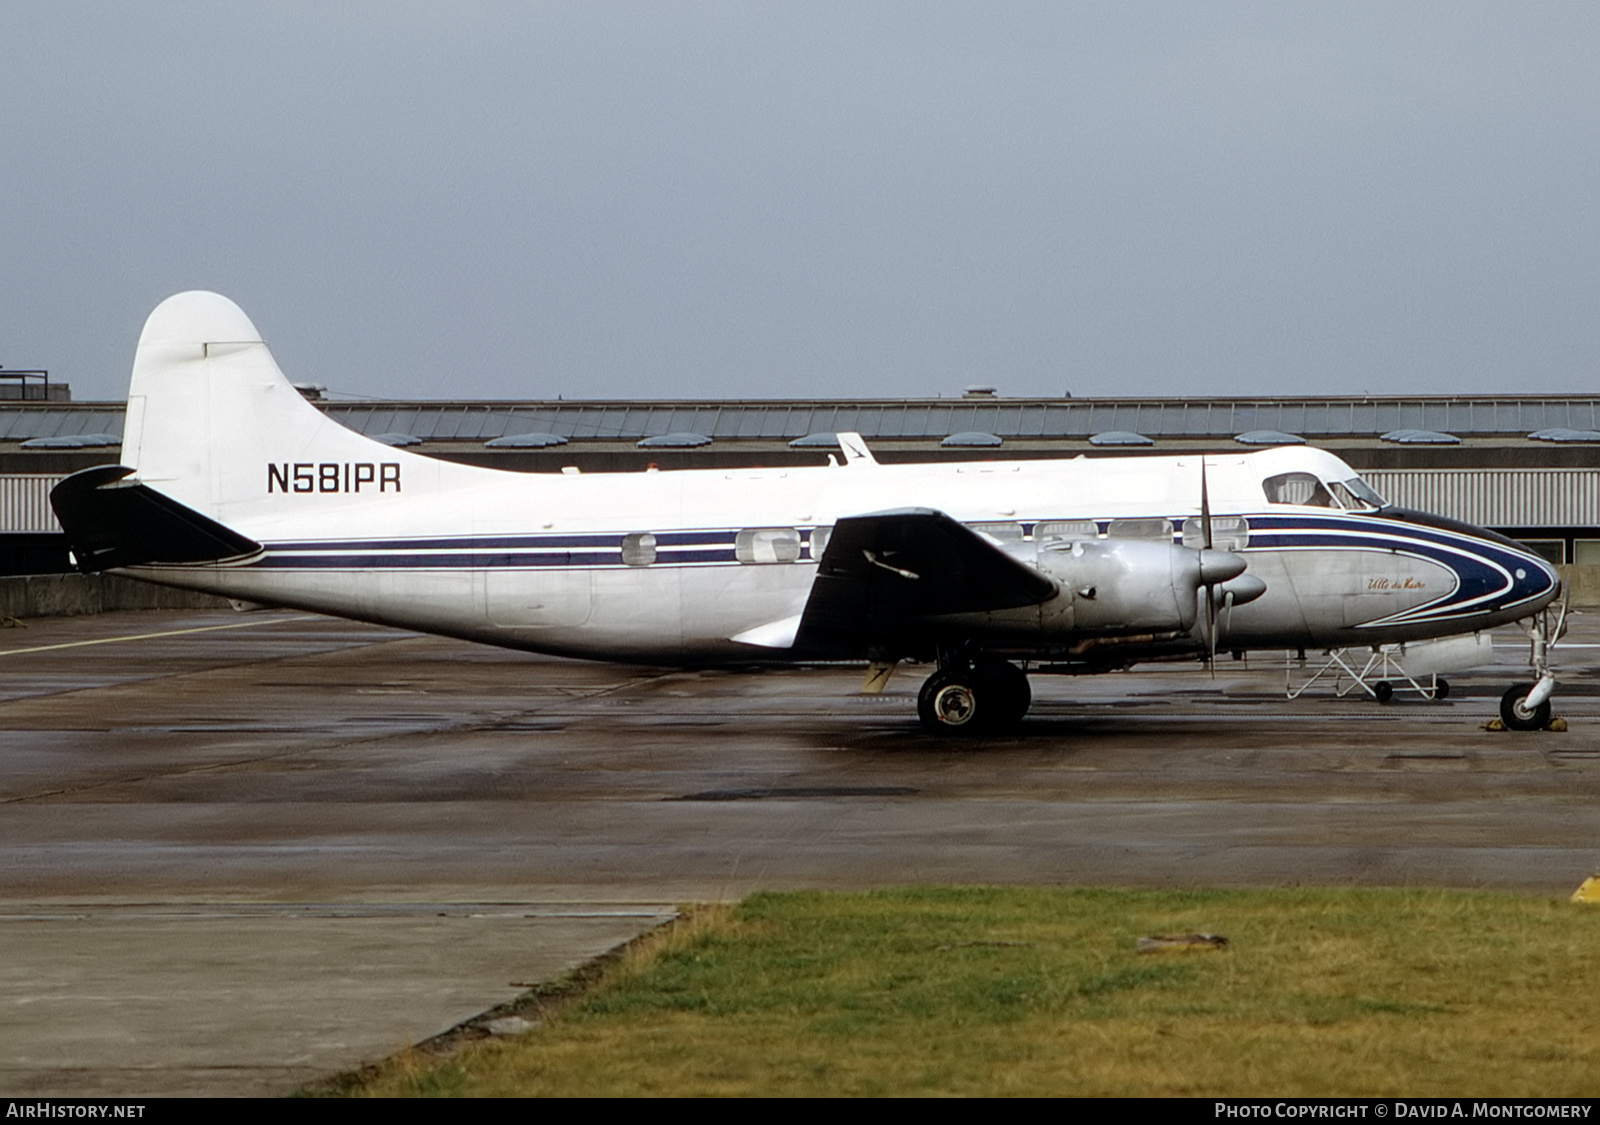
(0, 902, 674, 1098)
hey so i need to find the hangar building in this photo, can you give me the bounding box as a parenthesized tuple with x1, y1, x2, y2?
(4, 388, 1599, 597)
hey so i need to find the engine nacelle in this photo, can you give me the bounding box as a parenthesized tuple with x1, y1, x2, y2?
(1035, 538, 1244, 636)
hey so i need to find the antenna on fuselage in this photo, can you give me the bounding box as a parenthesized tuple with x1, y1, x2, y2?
(836, 432, 877, 467)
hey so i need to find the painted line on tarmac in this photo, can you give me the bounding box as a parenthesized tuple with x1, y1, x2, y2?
(0, 615, 307, 657)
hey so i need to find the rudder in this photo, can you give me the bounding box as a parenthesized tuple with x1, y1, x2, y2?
(120, 291, 454, 529)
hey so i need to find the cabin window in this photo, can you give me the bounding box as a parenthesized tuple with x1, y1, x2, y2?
(1262, 472, 1336, 508)
(1181, 516, 1250, 550)
(970, 521, 1024, 544)
(808, 527, 831, 560)
(1035, 519, 1099, 544)
(736, 527, 802, 564)
(1106, 518, 1174, 542)
(621, 532, 657, 566)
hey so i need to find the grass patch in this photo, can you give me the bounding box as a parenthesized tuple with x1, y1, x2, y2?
(335, 887, 1600, 1097)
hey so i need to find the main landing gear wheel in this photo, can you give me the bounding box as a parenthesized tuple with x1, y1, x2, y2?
(1373, 680, 1394, 704)
(1432, 677, 1450, 701)
(1500, 682, 1551, 732)
(978, 659, 1031, 730)
(916, 660, 1032, 734)
(918, 671, 981, 733)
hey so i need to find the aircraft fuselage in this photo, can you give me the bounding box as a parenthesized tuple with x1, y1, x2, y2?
(51, 292, 1563, 733)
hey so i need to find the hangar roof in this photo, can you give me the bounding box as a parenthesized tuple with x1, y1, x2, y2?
(8, 395, 1600, 444)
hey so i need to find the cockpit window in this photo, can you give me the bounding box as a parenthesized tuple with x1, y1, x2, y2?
(1340, 476, 1387, 509)
(1262, 472, 1336, 508)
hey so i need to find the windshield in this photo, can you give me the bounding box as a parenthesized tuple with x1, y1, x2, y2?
(1264, 471, 1388, 510)
(1340, 476, 1387, 509)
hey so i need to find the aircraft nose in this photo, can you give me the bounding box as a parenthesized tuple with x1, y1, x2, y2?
(1506, 543, 1561, 609)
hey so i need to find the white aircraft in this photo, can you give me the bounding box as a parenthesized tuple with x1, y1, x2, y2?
(51, 292, 1566, 734)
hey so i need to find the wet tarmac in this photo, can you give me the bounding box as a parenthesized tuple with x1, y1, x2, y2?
(3, 608, 1598, 1095)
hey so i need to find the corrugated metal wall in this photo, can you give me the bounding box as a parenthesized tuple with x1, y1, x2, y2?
(0, 476, 64, 533)
(1365, 469, 1600, 527)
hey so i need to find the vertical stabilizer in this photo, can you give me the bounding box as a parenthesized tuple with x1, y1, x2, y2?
(120, 291, 458, 527)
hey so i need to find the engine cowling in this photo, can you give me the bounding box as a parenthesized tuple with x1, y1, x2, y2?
(1034, 538, 1246, 636)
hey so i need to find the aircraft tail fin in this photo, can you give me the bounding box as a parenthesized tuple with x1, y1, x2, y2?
(120, 291, 452, 528)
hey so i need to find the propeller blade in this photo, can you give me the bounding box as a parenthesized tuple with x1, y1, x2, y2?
(1200, 457, 1216, 674)
(1207, 590, 1218, 676)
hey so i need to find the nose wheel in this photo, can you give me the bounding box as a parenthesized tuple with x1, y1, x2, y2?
(1500, 682, 1553, 732)
(1497, 595, 1568, 732)
(917, 658, 1031, 734)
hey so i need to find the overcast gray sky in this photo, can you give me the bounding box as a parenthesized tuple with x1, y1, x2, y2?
(3, 2, 1596, 402)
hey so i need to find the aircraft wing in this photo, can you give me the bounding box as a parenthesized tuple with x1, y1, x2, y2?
(794, 508, 1057, 654)
(51, 465, 262, 571)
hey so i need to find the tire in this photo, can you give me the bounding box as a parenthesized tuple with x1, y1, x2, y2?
(976, 659, 1031, 730)
(1432, 677, 1451, 701)
(1500, 682, 1551, 732)
(917, 671, 982, 733)
(1373, 680, 1394, 704)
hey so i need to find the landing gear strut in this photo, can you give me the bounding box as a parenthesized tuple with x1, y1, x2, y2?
(1500, 593, 1568, 731)
(916, 651, 1031, 734)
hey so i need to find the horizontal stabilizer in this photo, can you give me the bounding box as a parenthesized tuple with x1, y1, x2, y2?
(51, 466, 262, 571)
(796, 508, 1057, 653)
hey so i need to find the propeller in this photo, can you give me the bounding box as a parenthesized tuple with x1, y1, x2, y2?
(1189, 458, 1267, 672)
(1191, 459, 1267, 670)
(1194, 457, 1249, 673)
(1200, 458, 1218, 672)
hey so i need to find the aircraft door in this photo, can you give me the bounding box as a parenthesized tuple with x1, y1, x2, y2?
(481, 566, 594, 628)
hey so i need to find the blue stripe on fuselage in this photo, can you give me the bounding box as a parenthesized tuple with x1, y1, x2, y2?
(243, 511, 1555, 622)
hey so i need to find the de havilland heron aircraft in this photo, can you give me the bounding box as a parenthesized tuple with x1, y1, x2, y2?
(51, 292, 1568, 734)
